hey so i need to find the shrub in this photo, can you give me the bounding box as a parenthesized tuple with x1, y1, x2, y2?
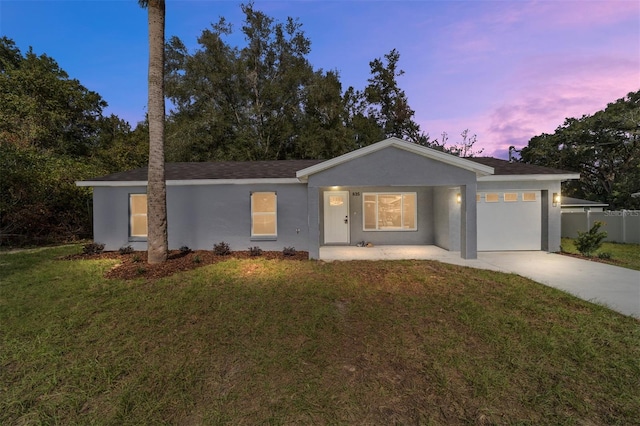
(82, 242, 105, 255)
(179, 245, 192, 254)
(213, 241, 231, 256)
(132, 254, 142, 263)
(249, 246, 263, 256)
(192, 255, 202, 264)
(283, 246, 296, 257)
(575, 221, 607, 257)
(597, 251, 612, 260)
(118, 245, 134, 255)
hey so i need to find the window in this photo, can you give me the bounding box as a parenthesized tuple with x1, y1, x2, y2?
(485, 193, 499, 202)
(363, 193, 416, 231)
(523, 192, 537, 202)
(504, 193, 518, 202)
(251, 192, 277, 238)
(129, 194, 147, 238)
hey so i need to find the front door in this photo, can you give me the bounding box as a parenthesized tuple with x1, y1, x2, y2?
(324, 191, 350, 244)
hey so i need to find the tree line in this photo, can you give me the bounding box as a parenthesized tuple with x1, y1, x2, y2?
(520, 90, 640, 210)
(1, 2, 637, 246)
(0, 2, 437, 246)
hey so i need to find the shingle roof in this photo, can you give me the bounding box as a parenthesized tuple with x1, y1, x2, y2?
(86, 157, 574, 182)
(90, 160, 324, 181)
(467, 157, 574, 175)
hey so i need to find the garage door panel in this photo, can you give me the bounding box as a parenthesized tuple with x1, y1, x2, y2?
(477, 191, 541, 251)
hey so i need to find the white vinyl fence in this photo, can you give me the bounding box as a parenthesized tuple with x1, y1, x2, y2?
(561, 210, 640, 244)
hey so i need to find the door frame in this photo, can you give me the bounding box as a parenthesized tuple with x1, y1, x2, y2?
(323, 190, 350, 244)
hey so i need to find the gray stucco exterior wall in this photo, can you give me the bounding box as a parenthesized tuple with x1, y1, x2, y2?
(305, 146, 478, 258)
(307, 147, 478, 188)
(87, 144, 568, 259)
(92, 183, 309, 252)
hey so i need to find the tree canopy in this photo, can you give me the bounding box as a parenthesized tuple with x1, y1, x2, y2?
(0, 3, 481, 246)
(0, 37, 147, 245)
(520, 90, 640, 209)
(164, 4, 430, 162)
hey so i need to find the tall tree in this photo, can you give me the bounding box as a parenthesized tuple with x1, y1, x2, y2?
(362, 49, 429, 145)
(520, 90, 640, 209)
(165, 3, 350, 161)
(140, 0, 168, 264)
(0, 37, 107, 156)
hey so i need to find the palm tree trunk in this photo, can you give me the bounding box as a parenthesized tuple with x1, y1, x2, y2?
(146, 0, 168, 263)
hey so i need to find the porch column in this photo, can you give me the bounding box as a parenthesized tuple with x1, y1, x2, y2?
(307, 186, 320, 259)
(460, 184, 478, 259)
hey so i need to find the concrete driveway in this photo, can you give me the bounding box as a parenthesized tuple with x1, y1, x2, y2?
(319, 246, 640, 319)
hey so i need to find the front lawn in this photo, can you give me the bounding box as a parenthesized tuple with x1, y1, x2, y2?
(561, 238, 640, 271)
(1, 245, 639, 424)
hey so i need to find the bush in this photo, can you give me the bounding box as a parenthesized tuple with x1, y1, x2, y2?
(597, 251, 612, 260)
(283, 246, 296, 257)
(249, 246, 263, 256)
(575, 221, 607, 257)
(82, 242, 105, 255)
(179, 245, 192, 254)
(192, 255, 202, 264)
(213, 241, 231, 256)
(118, 245, 134, 255)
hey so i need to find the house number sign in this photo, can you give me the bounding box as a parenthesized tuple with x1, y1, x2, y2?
(352, 192, 360, 196)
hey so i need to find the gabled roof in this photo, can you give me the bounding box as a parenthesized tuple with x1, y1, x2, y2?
(470, 157, 574, 175)
(77, 160, 323, 186)
(472, 157, 579, 182)
(296, 137, 494, 181)
(77, 138, 580, 187)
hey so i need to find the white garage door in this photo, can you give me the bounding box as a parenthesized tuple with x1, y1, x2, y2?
(477, 191, 541, 251)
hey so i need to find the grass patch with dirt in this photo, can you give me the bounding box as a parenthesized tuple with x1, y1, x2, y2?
(561, 238, 640, 271)
(1, 245, 639, 424)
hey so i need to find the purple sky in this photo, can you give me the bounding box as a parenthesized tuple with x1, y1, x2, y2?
(1, 0, 638, 158)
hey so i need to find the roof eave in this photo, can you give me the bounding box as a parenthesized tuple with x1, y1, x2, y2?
(478, 173, 580, 182)
(561, 203, 609, 208)
(76, 178, 302, 187)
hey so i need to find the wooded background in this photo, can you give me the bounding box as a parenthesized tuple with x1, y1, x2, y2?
(1, 4, 638, 246)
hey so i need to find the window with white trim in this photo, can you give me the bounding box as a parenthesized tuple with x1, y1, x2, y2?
(251, 192, 277, 238)
(485, 193, 499, 202)
(504, 193, 518, 202)
(129, 194, 148, 238)
(363, 193, 417, 231)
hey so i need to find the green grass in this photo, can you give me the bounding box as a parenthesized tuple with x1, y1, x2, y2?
(561, 238, 640, 270)
(1, 245, 639, 425)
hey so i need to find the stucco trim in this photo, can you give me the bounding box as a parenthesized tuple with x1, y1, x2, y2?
(296, 137, 494, 181)
(76, 178, 302, 187)
(478, 173, 580, 182)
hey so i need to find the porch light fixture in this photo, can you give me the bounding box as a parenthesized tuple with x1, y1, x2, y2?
(456, 193, 462, 204)
(553, 193, 561, 207)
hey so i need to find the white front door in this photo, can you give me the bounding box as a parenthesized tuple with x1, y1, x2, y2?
(324, 191, 350, 244)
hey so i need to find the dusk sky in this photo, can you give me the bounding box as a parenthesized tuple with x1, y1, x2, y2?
(1, 0, 638, 158)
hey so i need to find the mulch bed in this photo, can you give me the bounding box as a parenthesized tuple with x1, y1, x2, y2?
(65, 249, 309, 280)
(557, 251, 623, 266)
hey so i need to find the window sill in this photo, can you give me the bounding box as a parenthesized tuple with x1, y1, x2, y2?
(363, 229, 418, 232)
(250, 236, 277, 241)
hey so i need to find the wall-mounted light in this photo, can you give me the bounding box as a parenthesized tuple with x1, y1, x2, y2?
(553, 193, 561, 207)
(456, 193, 462, 204)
